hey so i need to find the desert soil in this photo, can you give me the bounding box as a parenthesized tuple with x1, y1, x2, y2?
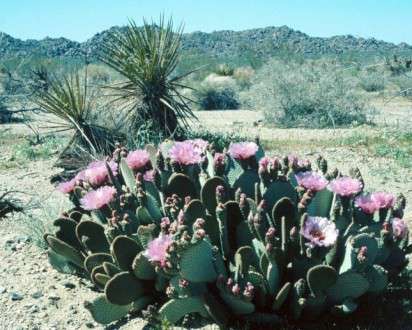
(0, 101, 411, 329)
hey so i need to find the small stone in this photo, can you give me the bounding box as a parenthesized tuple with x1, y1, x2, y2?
(48, 295, 60, 301)
(86, 322, 95, 328)
(10, 292, 24, 301)
(63, 282, 76, 289)
(0, 286, 6, 294)
(31, 291, 43, 299)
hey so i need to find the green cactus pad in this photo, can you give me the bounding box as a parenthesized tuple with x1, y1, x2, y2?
(136, 223, 157, 249)
(76, 220, 110, 253)
(272, 281, 292, 311)
(47, 249, 77, 274)
(272, 197, 297, 231)
(95, 273, 111, 286)
(105, 272, 144, 305)
(68, 208, 83, 222)
(204, 214, 220, 247)
(132, 251, 156, 280)
(203, 292, 231, 327)
(225, 201, 243, 253)
(53, 218, 83, 251)
(84, 296, 131, 325)
(326, 271, 369, 304)
(46, 235, 85, 268)
(266, 261, 280, 295)
(159, 297, 209, 324)
(340, 233, 378, 273)
(131, 295, 155, 312)
(145, 144, 157, 167)
(166, 173, 197, 199)
(307, 265, 337, 296)
(201, 176, 227, 214)
(184, 199, 206, 230)
(247, 270, 267, 293)
(225, 155, 244, 186)
(136, 206, 153, 225)
(307, 189, 334, 218)
(364, 264, 388, 293)
(180, 240, 217, 282)
(233, 170, 260, 198)
(120, 158, 137, 194)
(235, 246, 255, 276)
(91, 265, 106, 288)
(263, 181, 297, 217)
(102, 262, 121, 277)
(84, 253, 113, 274)
(111, 235, 141, 271)
(144, 193, 163, 222)
(332, 298, 358, 315)
(221, 292, 255, 315)
(290, 279, 307, 320)
(304, 294, 327, 319)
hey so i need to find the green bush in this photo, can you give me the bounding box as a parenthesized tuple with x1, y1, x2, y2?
(244, 59, 370, 128)
(358, 70, 386, 92)
(196, 84, 240, 110)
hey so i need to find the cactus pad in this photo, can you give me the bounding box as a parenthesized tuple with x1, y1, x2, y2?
(111, 235, 141, 271)
(105, 272, 144, 305)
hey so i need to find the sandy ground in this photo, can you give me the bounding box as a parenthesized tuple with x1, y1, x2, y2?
(0, 100, 411, 329)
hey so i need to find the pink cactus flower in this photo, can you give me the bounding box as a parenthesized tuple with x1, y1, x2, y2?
(354, 194, 379, 214)
(187, 139, 208, 153)
(295, 171, 329, 192)
(228, 142, 258, 160)
(84, 160, 118, 187)
(169, 141, 202, 165)
(259, 156, 271, 170)
(144, 234, 173, 267)
(329, 177, 362, 197)
(126, 149, 150, 170)
(392, 218, 408, 239)
(143, 170, 155, 182)
(301, 216, 338, 248)
(371, 192, 395, 209)
(80, 186, 116, 210)
(56, 178, 76, 194)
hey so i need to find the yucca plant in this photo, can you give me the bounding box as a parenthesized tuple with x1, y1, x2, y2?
(34, 69, 120, 157)
(101, 17, 196, 136)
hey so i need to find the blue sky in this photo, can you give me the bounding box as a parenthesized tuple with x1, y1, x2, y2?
(1, 0, 412, 44)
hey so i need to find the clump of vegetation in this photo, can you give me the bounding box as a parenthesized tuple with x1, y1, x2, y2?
(101, 17, 196, 136)
(44, 138, 410, 327)
(34, 70, 120, 156)
(195, 84, 240, 110)
(358, 69, 386, 92)
(214, 63, 234, 76)
(0, 190, 23, 219)
(245, 59, 370, 128)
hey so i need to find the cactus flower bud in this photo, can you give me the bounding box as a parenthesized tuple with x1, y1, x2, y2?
(232, 284, 241, 296)
(357, 246, 368, 263)
(226, 278, 234, 289)
(265, 227, 276, 238)
(195, 229, 206, 239)
(179, 279, 189, 288)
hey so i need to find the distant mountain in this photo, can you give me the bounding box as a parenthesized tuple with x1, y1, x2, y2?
(1, 25, 411, 60)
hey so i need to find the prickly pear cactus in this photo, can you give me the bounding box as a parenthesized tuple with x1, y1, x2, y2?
(46, 139, 410, 327)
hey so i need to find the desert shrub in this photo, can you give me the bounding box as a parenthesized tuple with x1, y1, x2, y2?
(233, 66, 255, 88)
(358, 70, 386, 92)
(101, 18, 195, 135)
(34, 71, 121, 156)
(196, 84, 240, 110)
(246, 59, 370, 128)
(214, 63, 234, 76)
(391, 75, 412, 99)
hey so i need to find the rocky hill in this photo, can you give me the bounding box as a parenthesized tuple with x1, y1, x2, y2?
(1, 25, 412, 60)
